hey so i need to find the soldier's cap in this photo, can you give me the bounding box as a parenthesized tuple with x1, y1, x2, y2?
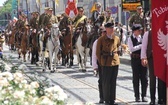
(31, 12, 35, 15)
(45, 7, 50, 10)
(78, 7, 84, 12)
(106, 9, 111, 13)
(35, 12, 40, 15)
(104, 22, 114, 28)
(132, 24, 143, 31)
(21, 14, 27, 18)
(96, 2, 101, 8)
(48, 8, 53, 11)
(137, 5, 142, 9)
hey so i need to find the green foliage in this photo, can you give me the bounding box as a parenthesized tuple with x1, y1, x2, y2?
(0, 0, 12, 15)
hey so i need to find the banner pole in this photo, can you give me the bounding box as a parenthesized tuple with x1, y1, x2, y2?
(166, 87, 168, 105)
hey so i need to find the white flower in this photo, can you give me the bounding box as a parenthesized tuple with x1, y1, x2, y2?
(13, 90, 25, 99)
(30, 81, 39, 88)
(3, 100, 9, 104)
(40, 96, 54, 105)
(30, 89, 36, 95)
(1, 72, 13, 81)
(0, 78, 9, 87)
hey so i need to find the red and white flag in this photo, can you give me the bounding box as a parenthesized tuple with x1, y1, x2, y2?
(152, 0, 168, 86)
(65, 0, 78, 18)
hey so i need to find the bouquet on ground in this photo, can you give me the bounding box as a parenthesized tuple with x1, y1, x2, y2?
(0, 71, 67, 105)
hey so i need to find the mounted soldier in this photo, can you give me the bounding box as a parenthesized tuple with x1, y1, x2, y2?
(15, 14, 26, 45)
(104, 9, 114, 24)
(72, 7, 87, 48)
(29, 12, 39, 46)
(38, 7, 52, 51)
(129, 5, 145, 35)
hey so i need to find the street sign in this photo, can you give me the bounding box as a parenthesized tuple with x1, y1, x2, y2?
(108, 6, 118, 14)
(122, 2, 141, 11)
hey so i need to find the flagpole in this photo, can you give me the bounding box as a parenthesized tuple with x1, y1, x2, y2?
(166, 87, 168, 105)
(52, 0, 56, 15)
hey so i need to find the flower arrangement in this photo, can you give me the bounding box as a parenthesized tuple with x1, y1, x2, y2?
(0, 55, 68, 105)
(0, 71, 67, 105)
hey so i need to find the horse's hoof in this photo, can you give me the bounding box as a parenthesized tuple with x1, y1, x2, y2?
(42, 69, 46, 72)
(82, 69, 86, 72)
(70, 62, 73, 66)
(50, 70, 55, 73)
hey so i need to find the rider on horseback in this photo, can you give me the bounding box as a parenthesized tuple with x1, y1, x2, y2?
(29, 12, 39, 47)
(39, 7, 57, 51)
(72, 7, 87, 49)
(15, 13, 26, 45)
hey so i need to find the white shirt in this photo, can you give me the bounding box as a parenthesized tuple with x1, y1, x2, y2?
(141, 31, 149, 59)
(127, 34, 142, 53)
(92, 39, 98, 69)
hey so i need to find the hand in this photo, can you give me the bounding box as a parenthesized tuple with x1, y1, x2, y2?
(141, 58, 148, 67)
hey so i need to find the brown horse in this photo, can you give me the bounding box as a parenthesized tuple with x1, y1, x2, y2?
(8, 28, 17, 51)
(60, 25, 73, 66)
(30, 29, 39, 64)
(20, 27, 29, 62)
(59, 16, 74, 66)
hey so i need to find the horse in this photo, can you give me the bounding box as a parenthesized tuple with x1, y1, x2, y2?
(20, 26, 30, 62)
(38, 28, 45, 62)
(87, 15, 105, 65)
(30, 28, 39, 64)
(75, 21, 91, 71)
(60, 25, 73, 67)
(59, 16, 73, 67)
(8, 28, 17, 51)
(42, 23, 61, 73)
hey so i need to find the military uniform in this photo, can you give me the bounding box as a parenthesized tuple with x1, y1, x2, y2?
(29, 12, 39, 46)
(129, 6, 144, 30)
(129, 12, 144, 28)
(96, 23, 120, 104)
(72, 7, 87, 47)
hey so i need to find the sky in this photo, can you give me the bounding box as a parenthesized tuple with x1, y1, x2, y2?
(0, 0, 7, 6)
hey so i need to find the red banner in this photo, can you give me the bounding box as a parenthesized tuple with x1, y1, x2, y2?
(65, 0, 78, 18)
(152, 0, 168, 86)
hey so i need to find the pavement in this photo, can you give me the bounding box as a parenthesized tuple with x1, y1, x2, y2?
(0, 44, 154, 105)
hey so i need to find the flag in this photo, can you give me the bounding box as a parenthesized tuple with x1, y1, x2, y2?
(152, 0, 168, 86)
(65, 0, 78, 19)
(55, 0, 59, 6)
(36, 0, 40, 6)
(18, 0, 20, 6)
(90, 2, 96, 13)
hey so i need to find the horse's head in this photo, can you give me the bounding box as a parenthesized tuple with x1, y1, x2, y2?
(81, 20, 92, 35)
(51, 23, 61, 39)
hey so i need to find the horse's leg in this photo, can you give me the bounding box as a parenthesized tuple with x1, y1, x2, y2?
(61, 52, 65, 66)
(70, 49, 74, 66)
(18, 49, 21, 59)
(23, 53, 26, 62)
(31, 50, 35, 64)
(76, 50, 82, 70)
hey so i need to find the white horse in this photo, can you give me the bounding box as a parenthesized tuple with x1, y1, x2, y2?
(75, 23, 91, 71)
(38, 28, 45, 62)
(42, 23, 61, 73)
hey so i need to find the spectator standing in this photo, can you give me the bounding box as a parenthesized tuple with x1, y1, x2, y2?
(96, 22, 120, 105)
(141, 30, 166, 105)
(92, 27, 106, 103)
(127, 24, 148, 102)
